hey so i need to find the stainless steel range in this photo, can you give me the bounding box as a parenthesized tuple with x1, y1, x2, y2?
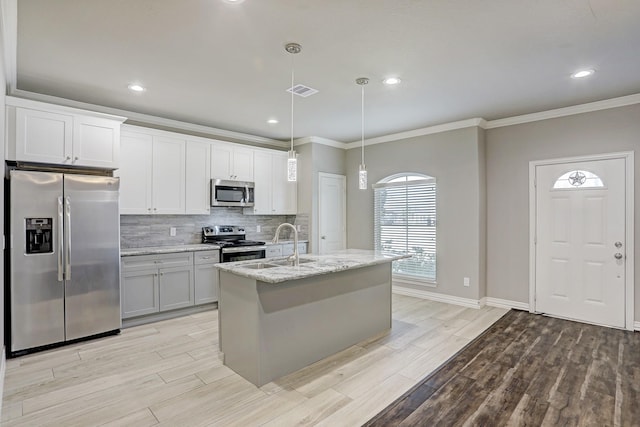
(202, 225, 266, 263)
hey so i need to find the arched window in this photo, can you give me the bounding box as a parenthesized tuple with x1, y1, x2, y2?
(553, 170, 604, 189)
(374, 173, 436, 282)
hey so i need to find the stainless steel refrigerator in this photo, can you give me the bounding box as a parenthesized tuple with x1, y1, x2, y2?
(8, 170, 121, 355)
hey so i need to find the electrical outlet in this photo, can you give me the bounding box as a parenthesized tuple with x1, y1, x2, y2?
(170, 227, 176, 237)
(463, 277, 470, 287)
(256, 225, 261, 233)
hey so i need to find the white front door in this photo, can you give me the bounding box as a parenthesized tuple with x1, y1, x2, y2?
(535, 158, 626, 328)
(318, 173, 346, 254)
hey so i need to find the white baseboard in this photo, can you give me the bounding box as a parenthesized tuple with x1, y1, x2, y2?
(484, 297, 530, 311)
(392, 285, 483, 309)
(0, 346, 6, 421)
(635, 321, 640, 332)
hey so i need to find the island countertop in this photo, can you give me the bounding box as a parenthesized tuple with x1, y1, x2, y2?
(214, 249, 409, 284)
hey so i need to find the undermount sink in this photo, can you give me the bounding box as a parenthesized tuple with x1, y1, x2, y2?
(241, 262, 280, 270)
(270, 258, 315, 266)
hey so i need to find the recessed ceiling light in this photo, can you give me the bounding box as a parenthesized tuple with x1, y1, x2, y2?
(223, 0, 245, 4)
(571, 69, 595, 79)
(383, 77, 401, 85)
(128, 84, 145, 92)
(267, 119, 279, 124)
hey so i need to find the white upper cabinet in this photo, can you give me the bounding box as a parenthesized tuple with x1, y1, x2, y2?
(185, 140, 211, 215)
(211, 143, 254, 182)
(251, 151, 274, 214)
(6, 97, 125, 169)
(245, 150, 297, 215)
(119, 132, 153, 214)
(119, 125, 290, 216)
(119, 129, 185, 215)
(151, 136, 186, 214)
(72, 115, 121, 168)
(14, 108, 73, 164)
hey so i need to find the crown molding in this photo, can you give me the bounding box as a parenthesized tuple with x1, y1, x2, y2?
(344, 118, 486, 149)
(295, 136, 348, 149)
(8, 89, 288, 148)
(0, 0, 17, 94)
(6, 96, 127, 122)
(485, 93, 640, 129)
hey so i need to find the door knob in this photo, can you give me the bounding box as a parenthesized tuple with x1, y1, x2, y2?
(321, 236, 326, 240)
(614, 253, 623, 260)
(615, 241, 623, 248)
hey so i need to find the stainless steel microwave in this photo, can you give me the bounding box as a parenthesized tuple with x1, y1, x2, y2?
(211, 179, 255, 207)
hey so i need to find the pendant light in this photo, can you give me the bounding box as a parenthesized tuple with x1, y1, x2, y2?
(285, 42, 301, 182)
(356, 77, 369, 190)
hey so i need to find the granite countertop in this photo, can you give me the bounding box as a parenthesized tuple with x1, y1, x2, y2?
(121, 244, 220, 257)
(120, 240, 309, 257)
(214, 249, 410, 284)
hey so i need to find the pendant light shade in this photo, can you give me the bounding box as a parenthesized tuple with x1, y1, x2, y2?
(285, 43, 301, 182)
(287, 150, 297, 181)
(356, 77, 369, 190)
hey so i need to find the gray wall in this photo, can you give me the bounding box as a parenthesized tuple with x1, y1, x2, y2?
(121, 209, 305, 248)
(486, 103, 640, 320)
(346, 127, 486, 300)
(297, 142, 346, 253)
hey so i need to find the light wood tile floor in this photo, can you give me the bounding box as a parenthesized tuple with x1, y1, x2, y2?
(1, 294, 507, 426)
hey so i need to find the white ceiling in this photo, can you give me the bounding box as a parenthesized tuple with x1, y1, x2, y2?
(15, 0, 640, 143)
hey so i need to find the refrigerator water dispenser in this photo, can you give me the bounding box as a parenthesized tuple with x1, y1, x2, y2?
(25, 218, 53, 254)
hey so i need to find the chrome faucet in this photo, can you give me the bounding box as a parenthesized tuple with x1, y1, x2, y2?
(272, 223, 299, 266)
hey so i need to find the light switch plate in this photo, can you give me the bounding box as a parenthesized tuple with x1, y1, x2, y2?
(170, 227, 176, 237)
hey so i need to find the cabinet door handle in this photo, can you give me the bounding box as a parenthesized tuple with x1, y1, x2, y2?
(160, 272, 164, 276)
(201, 256, 211, 259)
(74, 156, 79, 162)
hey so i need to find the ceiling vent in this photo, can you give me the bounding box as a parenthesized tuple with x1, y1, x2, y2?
(287, 84, 319, 98)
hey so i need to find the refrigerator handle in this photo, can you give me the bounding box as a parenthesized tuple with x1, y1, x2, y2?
(57, 197, 64, 282)
(65, 196, 72, 280)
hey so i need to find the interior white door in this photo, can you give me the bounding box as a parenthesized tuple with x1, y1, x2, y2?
(318, 173, 346, 254)
(535, 158, 626, 328)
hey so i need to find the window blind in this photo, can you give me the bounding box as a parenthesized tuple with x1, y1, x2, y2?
(374, 179, 436, 281)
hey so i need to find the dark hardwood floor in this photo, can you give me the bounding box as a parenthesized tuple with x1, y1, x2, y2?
(364, 310, 640, 426)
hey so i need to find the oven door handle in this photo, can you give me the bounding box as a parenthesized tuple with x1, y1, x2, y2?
(222, 245, 267, 254)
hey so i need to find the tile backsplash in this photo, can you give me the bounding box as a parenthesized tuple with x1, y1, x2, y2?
(120, 209, 309, 248)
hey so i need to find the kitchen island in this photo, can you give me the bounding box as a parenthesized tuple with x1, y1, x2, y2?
(215, 249, 409, 386)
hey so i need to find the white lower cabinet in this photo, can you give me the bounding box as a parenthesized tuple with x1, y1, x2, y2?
(121, 252, 195, 319)
(121, 251, 219, 320)
(121, 269, 159, 318)
(282, 242, 308, 256)
(265, 242, 307, 258)
(265, 245, 283, 258)
(194, 250, 220, 304)
(159, 266, 194, 311)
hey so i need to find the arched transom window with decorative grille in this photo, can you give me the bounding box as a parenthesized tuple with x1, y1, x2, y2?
(374, 173, 436, 283)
